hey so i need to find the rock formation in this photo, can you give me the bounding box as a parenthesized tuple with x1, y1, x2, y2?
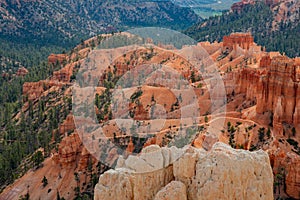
(125, 137, 135, 153)
(94, 143, 274, 200)
(231, 0, 256, 13)
(228, 54, 300, 138)
(55, 133, 82, 167)
(22, 54, 79, 102)
(154, 181, 187, 200)
(59, 114, 75, 135)
(52, 64, 73, 83)
(53, 132, 95, 170)
(221, 39, 300, 198)
(22, 80, 65, 101)
(256, 55, 300, 136)
(269, 147, 300, 199)
(48, 53, 68, 65)
(223, 32, 254, 51)
(259, 54, 272, 68)
(6, 32, 298, 200)
(16, 67, 28, 76)
(78, 146, 94, 171)
(231, 68, 265, 101)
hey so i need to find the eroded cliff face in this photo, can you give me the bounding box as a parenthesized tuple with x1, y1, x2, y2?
(257, 56, 300, 136)
(229, 54, 300, 139)
(223, 32, 254, 51)
(223, 47, 300, 198)
(94, 143, 274, 200)
(269, 146, 300, 199)
(53, 132, 96, 171)
(6, 32, 298, 199)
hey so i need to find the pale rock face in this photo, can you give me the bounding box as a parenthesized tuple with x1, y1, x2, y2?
(94, 169, 134, 200)
(94, 166, 173, 200)
(115, 155, 125, 168)
(189, 143, 274, 200)
(124, 145, 164, 173)
(132, 166, 174, 200)
(94, 143, 274, 200)
(161, 147, 171, 167)
(200, 132, 219, 150)
(122, 145, 185, 173)
(154, 181, 187, 200)
(173, 151, 197, 179)
(173, 146, 205, 189)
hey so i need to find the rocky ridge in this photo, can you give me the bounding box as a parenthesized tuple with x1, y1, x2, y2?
(94, 142, 274, 200)
(197, 32, 300, 199)
(229, 53, 300, 140)
(1, 32, 299, 199)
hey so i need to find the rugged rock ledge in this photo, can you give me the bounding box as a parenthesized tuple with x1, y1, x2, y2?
(94, 142, 273, 200)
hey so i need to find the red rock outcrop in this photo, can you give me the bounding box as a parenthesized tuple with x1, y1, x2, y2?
(225, 52, 300, 198)
(16, 67, 28, 77)
(48, 54, 68, 65)
(52, 67, 72, 82)
(231, 0, 256, 13)
(232, 68, 266, 101)
(70, 48, 91, 61)
(130, 103, 149, 121)
(23, 57, 79, 102)
(256, 56, 300, 136)
(22, 80, 64, 101)
(52, 61, 79, 82)
(78, 146, 96, 171)
(54, 132, 95, 170)
(223, 32, 254, 51)
(126, 137, 135, 153)
(48, 54, 68, 64)
(259, 54, 272, 68)
(229, 54, 300, 138)
(269, 148, 300, 199)
(59, 114, 75, 135)
(56, 133, 81, 167)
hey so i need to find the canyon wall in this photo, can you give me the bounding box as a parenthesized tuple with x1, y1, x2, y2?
(230, 55, 300, 138)
(227, 53, 300, 199)
(269, 146, 300, 199)
(256, 56, 300, 136)
(94, 143, 274, 200)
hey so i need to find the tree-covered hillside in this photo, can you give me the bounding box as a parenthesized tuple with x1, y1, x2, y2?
(0, 0, 200, 77)
(185, 2, 300, 57)
(171, 0, 240, 18)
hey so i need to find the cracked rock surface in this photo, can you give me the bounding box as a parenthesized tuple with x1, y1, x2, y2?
(94, 142, 273, 200)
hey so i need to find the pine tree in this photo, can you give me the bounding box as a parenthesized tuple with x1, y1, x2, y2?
(42, 176, 48, 187)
